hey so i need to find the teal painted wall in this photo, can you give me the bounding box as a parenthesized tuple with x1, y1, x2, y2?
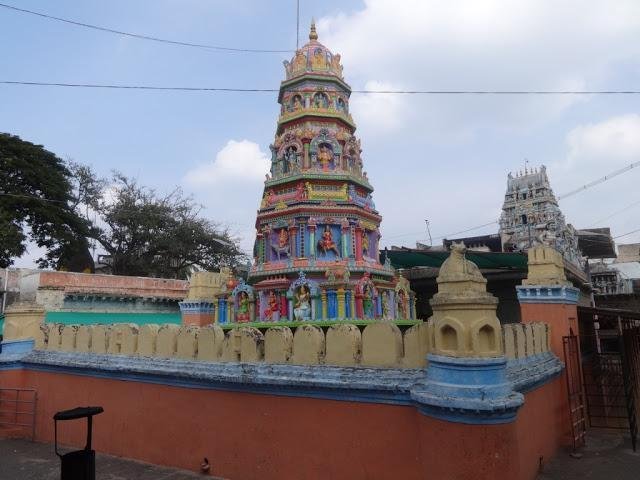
(45, 311, 181, 326)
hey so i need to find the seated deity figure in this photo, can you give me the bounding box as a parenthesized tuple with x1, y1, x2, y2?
(312, 48, 327, 69)
(264, 291, 279, 321)
(292, 95, 303, 111)
(237, 291, 250, 322)
(293, 285, 312, 321)
(317, 225, 340, 257)
(317, 145, 333, 171)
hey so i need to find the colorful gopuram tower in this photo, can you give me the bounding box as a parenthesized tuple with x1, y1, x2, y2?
(498, 165, 583, 267)
(220, 23, 414, 324)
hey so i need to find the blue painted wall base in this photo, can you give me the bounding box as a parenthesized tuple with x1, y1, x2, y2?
(411, 354, 524, 424)
(0, 338, 35, 355)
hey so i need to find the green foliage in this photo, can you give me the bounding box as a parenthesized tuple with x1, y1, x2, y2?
(1, 133, 245, 277)
(88, 174, 245, 279)
(0, 133, 91, 269)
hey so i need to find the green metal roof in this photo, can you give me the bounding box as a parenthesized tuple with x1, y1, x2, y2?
(383, 250, 528, 270)
(45, 311, 181, 326)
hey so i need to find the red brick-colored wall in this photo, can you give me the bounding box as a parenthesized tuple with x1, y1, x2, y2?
(38, 271, 188, 299)
(520, 303, 578, 358)
(181, 312, 215, 327)
(0, 368, 568, 480)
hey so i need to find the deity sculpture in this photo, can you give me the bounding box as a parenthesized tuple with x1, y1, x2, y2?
(293, 50, 307, 72)
(264, 291, 279, 321)
(292, 95, 303, 111)
(362, 231, 370, 257)
(237, 291, 250, 322)
(313, 92, 329, 109)
(293, 285, 312, 321)
(312, 48, 327, 69)
(363, 285, 374, 318)
(330, 53, 343, 76)
(317, 145, 333, 171)
(278, 228, 289, 249)
(271, 228, 290, 260)
(397, 290, 407, 319)
(284, 146, 298, 170)
(317, 225, 340, 257)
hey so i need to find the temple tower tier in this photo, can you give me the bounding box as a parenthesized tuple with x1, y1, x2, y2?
(233, 23, 414, 324)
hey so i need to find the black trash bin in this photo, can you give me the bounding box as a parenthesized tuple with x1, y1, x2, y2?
(54, 406, 104, 480)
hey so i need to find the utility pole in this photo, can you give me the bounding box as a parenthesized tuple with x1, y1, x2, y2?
(425, 219, 433, 247)
(296, 0, 300, 49)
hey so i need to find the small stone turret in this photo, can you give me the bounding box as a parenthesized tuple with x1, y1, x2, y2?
(413, 243, 523, 424)
(522, 246, 570, 286)
(430, 243, 502, 358)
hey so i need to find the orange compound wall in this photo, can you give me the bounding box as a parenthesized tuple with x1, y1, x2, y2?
(0, 367, 569, 480)
(520, 303, 578, 358)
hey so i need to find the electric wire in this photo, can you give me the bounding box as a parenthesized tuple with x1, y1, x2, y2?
(0, 2, 293, 54)
(589, 199, 640, 227)
(557, 161, 640, 201)
(614, 228, 640, 240)
(3, 80, 640, 95)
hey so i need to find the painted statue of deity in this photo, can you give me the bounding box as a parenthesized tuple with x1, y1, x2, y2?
(264, 291, 279, 321)
(293, 285, 312, 321)
(317, 145, 333, 171)
(292, 95, 303, 111)
(312, 48, 327, 69)
(397, 290, 407, 319)
(362, 230, 370, 257)
(318, 225, 340, 257)
(237, 291, 250, 322)
(363, 285, 374, 318)
(271, 228, 290, 260)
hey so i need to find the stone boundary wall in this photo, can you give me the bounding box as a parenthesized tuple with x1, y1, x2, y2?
(33, 321, 551, 369)
(37, 271, 188, 300)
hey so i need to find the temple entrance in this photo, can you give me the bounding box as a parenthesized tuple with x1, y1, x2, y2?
(570, 306, 640, 452)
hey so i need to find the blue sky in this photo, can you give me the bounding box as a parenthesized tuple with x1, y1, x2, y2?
(3, 0, 640, 267)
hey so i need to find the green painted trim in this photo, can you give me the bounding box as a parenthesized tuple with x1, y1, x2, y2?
(219, 319, 420, 330)
(45, 311, 181, 326)
(264, 172, 373, 190)
(277, 109, 356, 130)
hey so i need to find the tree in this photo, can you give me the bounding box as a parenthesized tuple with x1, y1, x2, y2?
(0, 133, 91, 269)
(87, 173, 245, 279)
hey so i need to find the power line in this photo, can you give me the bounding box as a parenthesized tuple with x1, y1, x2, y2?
(4, 81, 640, 95)
(557, 161, 640, 200)
(614, 228, 640, 240)
(0, 2, 292, 54)
(589, 199, 640, 227)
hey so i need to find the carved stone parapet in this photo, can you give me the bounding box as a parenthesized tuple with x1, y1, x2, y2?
(516, 285, 580, 304)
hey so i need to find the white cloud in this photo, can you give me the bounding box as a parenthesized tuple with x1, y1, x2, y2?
(183, 139, 270, 187)
(550, 114, 640, 242)
(565, 114, 640, 168)
(349, 80, 408, 135)
(318, 0, 640, 135)
(182, 139, 271, 254)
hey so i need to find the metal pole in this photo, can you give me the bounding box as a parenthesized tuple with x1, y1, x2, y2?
(424, 219, 432, 246)
(2, 267, 8, 313)
(296, 0, 300, 49)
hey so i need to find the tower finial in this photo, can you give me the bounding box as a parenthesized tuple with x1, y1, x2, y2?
(309, 19, 318, 40)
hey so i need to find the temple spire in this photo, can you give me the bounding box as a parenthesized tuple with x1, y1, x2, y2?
(309, 19, 318, 41)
